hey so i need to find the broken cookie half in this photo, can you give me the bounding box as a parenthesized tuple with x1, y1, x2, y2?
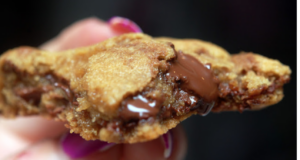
(0, 33, 291, 143)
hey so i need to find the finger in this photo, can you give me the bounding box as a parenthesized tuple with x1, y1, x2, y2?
(40, 17, 114, 51)
(78, 145, 121, 160)
(4, 139, 69, 160)
(60, 133, 121, 160)
(107, 16, 142, 34)
(5, 138, 122, 160)
(41, 16, 142, 51)
(0, 117, 67, 142)
(168, 125, 187, 160)
(0, 117, 68, 160)
(122, 125, 187, 160)
(6, 125, 187, 160)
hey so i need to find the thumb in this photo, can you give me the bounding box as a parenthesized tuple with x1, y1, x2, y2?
(41, 17, 142, 51)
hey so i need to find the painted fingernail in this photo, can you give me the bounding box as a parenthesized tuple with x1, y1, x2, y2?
(162, 131, 173, 158)
(108, 16, 142, 33)
(61, 133, 115, 158)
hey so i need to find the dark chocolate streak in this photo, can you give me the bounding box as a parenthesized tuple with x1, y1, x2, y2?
(167, 50, 218, 102)
(9, 70, 78, 107)
(14, 86, 53, 106)
(45, 74, 78, 105)
(190, 99, 215, 116)
(120, 95, 163, 120)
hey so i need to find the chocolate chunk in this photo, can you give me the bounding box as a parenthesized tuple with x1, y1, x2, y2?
(45, 74, 77, 105)
(14, 86, 53, 105)
(167, 50, 218, 102)
(120, 95, 163, 120)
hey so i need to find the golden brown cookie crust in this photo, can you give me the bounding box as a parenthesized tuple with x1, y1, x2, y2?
(0, 33, 291, 143)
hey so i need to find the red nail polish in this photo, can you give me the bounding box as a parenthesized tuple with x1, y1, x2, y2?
(108, 16, 142, 33)
(61, 133, 114, 158)
(162, 131, 173, 158)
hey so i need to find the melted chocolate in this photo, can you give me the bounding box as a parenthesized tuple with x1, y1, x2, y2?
(167, 50, 218, 102)
(171, 89, 215, 117)
(120, 95, 162, 120)
(45, 74, 77, 105)
(54, 82, 74, 103)
(190, 99, 215, 116)
(14, 86, 53, 105)
(119, 49, 218, 120)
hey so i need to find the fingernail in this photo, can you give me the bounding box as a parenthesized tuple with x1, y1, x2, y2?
(162, 131, 173, 158)
(61, 133, 115, 158)
(108, 16, 142, 33)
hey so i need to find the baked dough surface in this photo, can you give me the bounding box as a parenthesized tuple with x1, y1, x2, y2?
(0, 33, 291, 143)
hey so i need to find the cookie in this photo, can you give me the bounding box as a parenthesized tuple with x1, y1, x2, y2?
(0, 33, 291, 143)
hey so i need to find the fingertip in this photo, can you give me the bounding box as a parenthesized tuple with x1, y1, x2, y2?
(60, 133, 116, 159)
(7, 138, 122, 160)
(7, 139, 69, 160)
(60, 17, 116, 47)
(41, 17, 115, 51)
(123, 137, 165, 160)
(40, 17, 143, 51)
(0, 116, 68, 142)
(108, 16, 143, 34)
(81, 145, 122, 160)
(169, 125, 187, 160)
(122, 125, 187, 160)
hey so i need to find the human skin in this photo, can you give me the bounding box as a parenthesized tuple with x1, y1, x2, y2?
(0, 17, 187, 160)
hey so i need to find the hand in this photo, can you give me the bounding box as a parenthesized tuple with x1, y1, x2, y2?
(0, 17, 187, 160)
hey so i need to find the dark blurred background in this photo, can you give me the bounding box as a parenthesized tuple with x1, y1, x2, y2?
(0, 0, 295, 159)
